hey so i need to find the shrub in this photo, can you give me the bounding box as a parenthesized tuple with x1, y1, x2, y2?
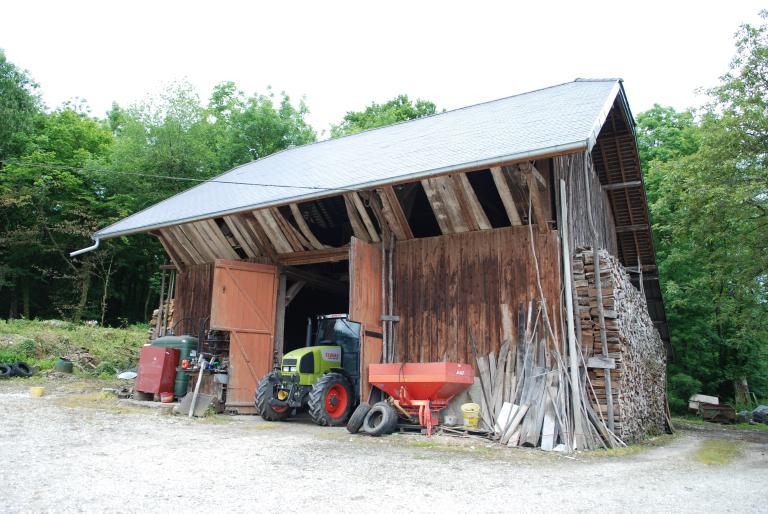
(668, 373, 703, 414)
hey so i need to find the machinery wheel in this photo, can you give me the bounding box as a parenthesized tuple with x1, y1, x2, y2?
(346, 402, 371, 434)
(11, 362, 33, 377)
(362, 402, 398, 437)
(308, 373, 353, 426)
(0, 363, 12, 379)
(255, 372, 290, 422)
(372, 401, 400, 432)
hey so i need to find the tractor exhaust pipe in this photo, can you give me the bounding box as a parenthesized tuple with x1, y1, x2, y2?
(69, 237, 100, 257)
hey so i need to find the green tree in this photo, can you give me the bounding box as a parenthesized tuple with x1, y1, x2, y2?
(330, 95, 438, 137)
(0, 49, 40, 163)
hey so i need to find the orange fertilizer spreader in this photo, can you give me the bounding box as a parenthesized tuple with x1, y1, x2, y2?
(368, 362, 475, 436)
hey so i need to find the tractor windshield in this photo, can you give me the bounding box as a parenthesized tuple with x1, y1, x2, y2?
(314, 317, 361, 378)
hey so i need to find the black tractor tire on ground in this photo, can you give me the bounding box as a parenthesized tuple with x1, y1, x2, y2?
(11, 362, 33, 377)
(0, 363, 12, 378)
(346, 402, 371, 434)
(372, 401, 400, 432)
(308, 372, 353, 427)
(255, 372, 291, 422)
(362, 402, 398, 437)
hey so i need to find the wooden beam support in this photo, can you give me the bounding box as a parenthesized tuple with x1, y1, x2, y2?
(343, 194, 371, 242)
(615, 223, 650, 233)
(197, 219, 240, 259)
(154, 230, 187, 271)
(491, 166, 523, 226)
(277, 245, 350, 266)
(420, 178, 451, 234)
(175, 224, 215, 262)
(377, 186, 414, 240)
(432, 176, 470, 232)
(455, 173, 491, 230)
(271, 208, 307, 252)
(518, 167, 549, 233)
(222, 215, 261, 257)
(602, 180, 642, 191)
(289, 203, 327, 250)
(350, 192, 381, 242)
(242, 212, 279, 262)
(252, 209, 294, 254)
(283, 266, 348, 294)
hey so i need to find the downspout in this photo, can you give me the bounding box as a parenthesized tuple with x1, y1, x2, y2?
(70, 237, 100, 257)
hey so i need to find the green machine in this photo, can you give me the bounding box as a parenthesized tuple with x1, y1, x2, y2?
(255, 314, 361, 426)
(151, 335, 198, 397)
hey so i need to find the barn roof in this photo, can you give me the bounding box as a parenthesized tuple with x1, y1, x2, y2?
(94, 78, 624, 239)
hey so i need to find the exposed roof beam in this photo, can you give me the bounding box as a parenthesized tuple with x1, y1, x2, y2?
(252, 209, 294, 254)
(602, 180, 642, 191)
(455, 173, 491, 230)
(615, 224, 650, 233)
(289, 203, 327, 250)
(491, 166, 523, 226)
(222, 215, 261, 257)
(350, 192, 381, 242)
(343, 194, 371, 242)
(377, 186, 414, 240)
(278, 246, 350, 266)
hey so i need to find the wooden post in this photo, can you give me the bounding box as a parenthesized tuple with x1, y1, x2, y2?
(274, 273, 287, 362)
(154, 269, 166, 339)
(559, 179, 586, 450)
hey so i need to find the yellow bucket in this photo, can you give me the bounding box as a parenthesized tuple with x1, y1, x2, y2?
(29, 386, 45, 397)
(461, 403, 481, 428)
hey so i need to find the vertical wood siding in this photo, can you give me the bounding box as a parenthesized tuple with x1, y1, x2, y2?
(392, 226, 562, 366)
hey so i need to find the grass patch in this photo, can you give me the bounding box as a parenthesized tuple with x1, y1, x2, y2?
(694, 439, 743, 465)
(588, 433, 678, 458)
(55, 391, 119, 409)
(673, 416, 768, 433)
(0, 319, 146, 377)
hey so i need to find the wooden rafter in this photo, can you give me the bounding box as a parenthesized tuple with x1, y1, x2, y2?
(160, 227, 199, 265)
(422, 176, 470, 233)
(377, 186, 413, 240)
(243, 213, 279, 262)
(350, 192, 380, 242)
(197, 219, 240, 259)
(155, 230, 187, 270)
(491, 166, 523, 226)
(175, 224, 215, 262)
(455, 173, 491, 230)
(252, 209, 294, 254)
(222, 215, 260, 257)
(270, 208, 306, 252)
(343, 194, 371, 242)
(518, 164, 550, 233)
(420, 178, 451, 234)
(278, 246, 349, 266)
(289, 203, 327, 250)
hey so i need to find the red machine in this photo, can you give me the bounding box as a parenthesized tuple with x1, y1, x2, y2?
(368, 362, 475, 436)
(136, 346, 180, 395)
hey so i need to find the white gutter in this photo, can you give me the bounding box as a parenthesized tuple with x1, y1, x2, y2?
(92, 140, 588, 240)
(69, 237, 100, 257)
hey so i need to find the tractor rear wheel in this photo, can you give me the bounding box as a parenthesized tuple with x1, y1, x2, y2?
(308, 373, 353, 426)
(255, 372, 291, 422)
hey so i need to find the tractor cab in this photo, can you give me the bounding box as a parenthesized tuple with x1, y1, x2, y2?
(255, 314, 362, 426)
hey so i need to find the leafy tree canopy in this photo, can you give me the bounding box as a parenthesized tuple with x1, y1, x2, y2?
(331, 94, 438, 138)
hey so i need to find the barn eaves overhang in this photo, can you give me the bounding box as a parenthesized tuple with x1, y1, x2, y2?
(86, 79, 625, 241)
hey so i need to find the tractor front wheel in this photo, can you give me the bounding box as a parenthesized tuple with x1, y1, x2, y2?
(308, 373, 353, 426)
(255, 372, 291, 421)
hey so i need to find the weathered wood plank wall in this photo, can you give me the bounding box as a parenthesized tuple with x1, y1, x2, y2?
(554, 152, 618, 257)
(173, 262, 214, 336)
(392, 226, 561, 366)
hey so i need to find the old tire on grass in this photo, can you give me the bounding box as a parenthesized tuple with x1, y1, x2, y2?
(0, 363, 12, 379)
(11, 362, 33, 377)
(346, 402, 371, 434)
(255, 372, 291, 422)
(309, 372, 353, 427)
(362, 402, 398, 437)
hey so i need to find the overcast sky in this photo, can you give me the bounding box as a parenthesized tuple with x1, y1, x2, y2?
(3, 1, 765, 137)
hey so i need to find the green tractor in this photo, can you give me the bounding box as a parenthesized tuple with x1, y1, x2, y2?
(255, 314, 361, 426)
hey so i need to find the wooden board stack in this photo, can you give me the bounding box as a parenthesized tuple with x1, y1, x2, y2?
(471, 301, 625, 452)
(573, 248, 666, 442)
(148, 299, 175, 339)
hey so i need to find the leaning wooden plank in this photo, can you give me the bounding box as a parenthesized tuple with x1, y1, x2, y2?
(475, 355, 494, 427)
(494, 402, 517, 435)
(502, 404, 529, 445)
(455, 173, 491, 230)
(289, 203, 327, 250)
(350, 192, 381, 242)
(378, 186, 413, 240)
(520, 168, 549, 233)
(540, 394, 557, 451)
(492, 342, 510, 416)
(491, 166, 522, 225)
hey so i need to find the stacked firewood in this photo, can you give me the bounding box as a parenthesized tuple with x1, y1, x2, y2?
(573, 248, 666, 442)
(148, 299, 175, 339)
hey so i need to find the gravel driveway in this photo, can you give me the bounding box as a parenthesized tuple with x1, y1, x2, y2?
(1, 380, 766, 513)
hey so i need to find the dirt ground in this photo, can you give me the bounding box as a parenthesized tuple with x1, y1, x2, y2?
(1, 379, 767, 513)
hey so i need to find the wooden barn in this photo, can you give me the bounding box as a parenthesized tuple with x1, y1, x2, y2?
(81, 79, 668, 446)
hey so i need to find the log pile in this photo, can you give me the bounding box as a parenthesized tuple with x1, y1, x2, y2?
(148, 299, 175, 340)
(573, 247, 666, 442)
